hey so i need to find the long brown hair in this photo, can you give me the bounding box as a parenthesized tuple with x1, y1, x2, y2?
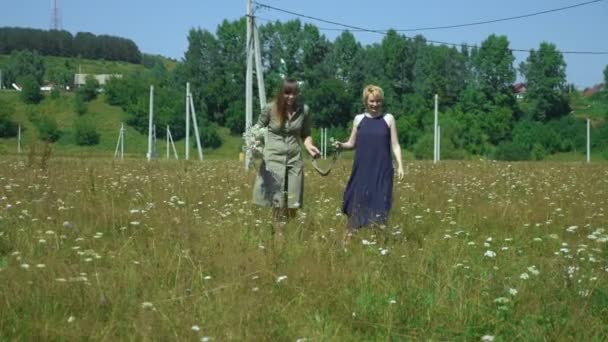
(273, 79, 299, 127)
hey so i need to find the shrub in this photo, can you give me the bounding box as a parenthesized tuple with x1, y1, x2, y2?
(494, 141, 530, 161)
(34, 115, 61, 142)
(198, 120, 222, 149)
(74, 117, 100, 145)
(74, 94, 87, 115)
(78, 75, 99, 102)
(20, 75, 43, 104)
(0, 98, 19, 137)
(49, 88, 61, 100)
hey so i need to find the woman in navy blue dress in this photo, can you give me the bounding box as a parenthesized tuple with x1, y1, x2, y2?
(335, 85, 404, 234)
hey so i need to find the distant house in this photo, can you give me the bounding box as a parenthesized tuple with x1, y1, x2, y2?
(582, 83, 604, 97)
(73, 74, 122, 87)
(512, 82, 527, 99)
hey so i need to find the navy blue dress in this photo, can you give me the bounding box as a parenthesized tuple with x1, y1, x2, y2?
(342, 114, 394, 229)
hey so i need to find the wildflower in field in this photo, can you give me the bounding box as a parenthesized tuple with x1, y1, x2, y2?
(36, 264, 45, 268)
(481, 335, 494, 342)
(566, 225, 578, 233)
(200, 337, 210, 342)
(20, 263, 29, 269)
(141, 302, 154, 309)
(520, 273, 529, 280)
(276, 275, 288, 283)
(204, 276, 212, 280)
(380, 248, 389, 256)
(484, 250, 496, 258)
(191, 325, 200, 332)
(494, 297, 510, 304)
(67, 316, 75, 323)
(130, 221, 140, 226)
(509, 288, 518, 296)
(527, 266, 540, 276)
(389, 299, 397, 304)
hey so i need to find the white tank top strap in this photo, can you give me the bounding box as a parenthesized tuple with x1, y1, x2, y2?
(355, 113, 392, 127)
(353, 113, 365, 127)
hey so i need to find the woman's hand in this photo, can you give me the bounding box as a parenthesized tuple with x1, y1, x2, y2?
(397, 166, 405, 180)
(305, 143, 321, 158)
(333, 141, 342, 150)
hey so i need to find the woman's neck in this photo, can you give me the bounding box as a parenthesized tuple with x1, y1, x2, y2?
(365, 111, 382, 117)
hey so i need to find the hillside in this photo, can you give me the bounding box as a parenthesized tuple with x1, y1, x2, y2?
(1, 84, 606, 160)
(0, 90, 243, 159)
(570, 91, 608, 122)
(0, 54, 177, 84)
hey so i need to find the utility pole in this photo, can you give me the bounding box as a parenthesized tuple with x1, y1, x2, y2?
(185, 82, 190, 160)
(433, 94, 439, 164)
(147, 85, 154, 161)
(244, 0, 267, 169)
(587, 118, 591, 163)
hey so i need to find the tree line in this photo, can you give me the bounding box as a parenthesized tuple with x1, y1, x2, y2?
(0, 27, 141, 63)
(2, 19, 607, 159)
(159, 18, 606, 160)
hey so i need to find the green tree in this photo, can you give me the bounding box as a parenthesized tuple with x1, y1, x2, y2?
(78, 75, 99, 102)
(413, 44, 467, 107)
(471, 34, 516, 108)
(305, 78, 352, 128)
(20, 75, 43, 104)
(381, 30, 415, 95)
(519, 42, 569, 120)
(74, 94, 87, 115)
(0, 98, 19, 137)
(5, 50, 46, 86)
(74, 117, 100, 145)
(34, 115, 61, 142)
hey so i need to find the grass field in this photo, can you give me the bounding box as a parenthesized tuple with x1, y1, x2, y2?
(0, 155, 606, 340)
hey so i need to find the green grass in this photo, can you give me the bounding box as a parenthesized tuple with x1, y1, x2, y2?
(0, 91, 246, 159)
(0, 158, 606, 340)
(570, 91, 608, 121)
(2, 88, 607, 161)
(0, 55, 152, 81)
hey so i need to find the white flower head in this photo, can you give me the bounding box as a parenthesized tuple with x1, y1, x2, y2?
(243, 124, 267, 163)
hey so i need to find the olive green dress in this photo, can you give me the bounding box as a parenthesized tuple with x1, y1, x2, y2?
(253, 102, 312, 208)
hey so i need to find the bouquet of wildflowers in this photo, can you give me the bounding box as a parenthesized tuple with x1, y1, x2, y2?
(242, 124, 267, 161)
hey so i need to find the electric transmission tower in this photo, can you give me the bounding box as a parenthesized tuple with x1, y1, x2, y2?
(50, 0, 62, 30)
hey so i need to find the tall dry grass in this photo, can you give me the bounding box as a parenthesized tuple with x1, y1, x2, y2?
(0, 157, 607, 340)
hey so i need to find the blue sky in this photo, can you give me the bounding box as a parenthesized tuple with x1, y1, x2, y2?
(2, 0, 607, 88)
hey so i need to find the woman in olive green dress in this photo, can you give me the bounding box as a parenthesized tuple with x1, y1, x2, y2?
(253, 79, 320, 233)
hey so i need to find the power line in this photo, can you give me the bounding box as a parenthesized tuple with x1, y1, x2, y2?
(394, 0, 605, 32)
(254, 1, 608, 55)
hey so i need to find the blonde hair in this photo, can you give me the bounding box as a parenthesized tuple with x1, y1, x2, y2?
(362, 85, 384, 105)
